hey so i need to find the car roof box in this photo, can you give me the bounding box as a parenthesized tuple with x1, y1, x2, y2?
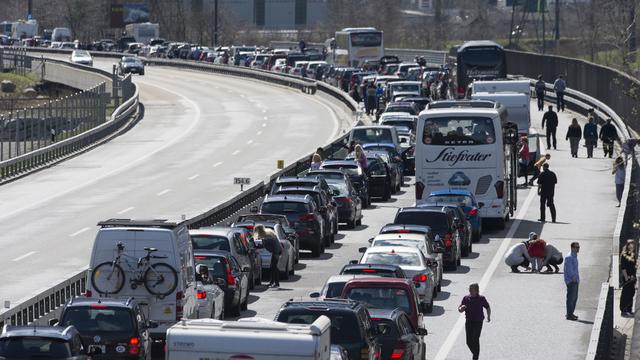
(97, 218, 182, 229)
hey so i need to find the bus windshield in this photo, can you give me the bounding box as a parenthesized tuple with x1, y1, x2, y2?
(422, 117, 495, 146)
(350, 32, 382, 47)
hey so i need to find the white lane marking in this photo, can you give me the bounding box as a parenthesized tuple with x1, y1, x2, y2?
(188, 174, 200, 180)
(263, 116, 268, 120)
(0, 81, 203, 222)
(232, 150, 240, 156)
(213, 162, 223, 167)
(157, 189, 171, 196)
(118, 206, 134, 215)
(13, 251, 36, 262)
(433, 188, 538, 360)
(247, 139, 253, 145)
(262, 123, 267, 127)
(70, 227, 90, 237)
(256, 131, 262, 135)
(262, 109, 267, 113)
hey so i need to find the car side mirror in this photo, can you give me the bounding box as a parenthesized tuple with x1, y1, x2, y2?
(358, 247, 367, 253)
(349, 260, 358, 265)
(250, 206, 259, 213)
(478, 202, 484, 209)
(333, 189, 340, 196)
(309, 292, 320, 298)
(242, 266, 251, 272)
(148, 320, 159, 329)
(368, 238, 374, 244)
(417, 328, 428, 336)
(48, 319, 59, 326)
(433, 241, 445, 253)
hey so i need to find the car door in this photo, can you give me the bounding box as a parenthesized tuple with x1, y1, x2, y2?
(398, 314, 422, 359)
(232, 233, 252, 278)
(229, 256, 248, 303)
(135, 305, 152, 358)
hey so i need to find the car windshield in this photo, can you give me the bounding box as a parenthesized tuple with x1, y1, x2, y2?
(0, 337, 72, 358)
(372, 239, 428, 255)
(325, 282, 347, 298)
(261, 201, 308, 214)
(278, 312, 361, 343)
(123, 57, 138, 63)
(346, 287, 412, 314)
(423, 116, 496, 145)
(75, 50, 89, 57)
(395, 211, 448, 232)
(191, 235, 231, 251)
(362, 252, 422, 266)
(60, 306, 134, 335)
(352, 128, 393, 144)
(194, 256, 227, 278)
(427, 195, 473, 207)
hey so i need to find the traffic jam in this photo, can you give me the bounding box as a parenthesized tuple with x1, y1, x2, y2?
(1, 27, 526, 360)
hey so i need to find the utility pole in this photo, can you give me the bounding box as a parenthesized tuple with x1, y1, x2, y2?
(27, 0, 32, 19)
(434, 0, 442, 49)
(554, 0, 560, 40)
(508, 1, 516, 46)
(541, 0, 546, 53)
(629, 0, 637, 62)
(214, 0, 219, 48)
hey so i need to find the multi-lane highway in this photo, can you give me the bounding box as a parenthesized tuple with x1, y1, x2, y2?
(0, 57, 354, 307)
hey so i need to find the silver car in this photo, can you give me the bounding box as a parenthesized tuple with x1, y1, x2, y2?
(255, 224, 296, 280)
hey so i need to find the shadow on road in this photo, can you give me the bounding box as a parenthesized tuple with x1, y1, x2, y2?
(435, 291, 451, 301)
(425, 305, 445, 317)
(466, 251, 480, 259)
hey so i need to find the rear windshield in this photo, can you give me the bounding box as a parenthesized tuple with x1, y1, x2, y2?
(277, 311, 362, 343)
(194, 256, 227, 278)
(0, 337, 72, 358)
(382, 120, 415, 131)
(346, 287, 412, 315)
(351, 128, 393, 144)
(370, 319, 400, 339)
(372, 239, 429, 255)
(328, 182, 349, 197)
(325, 282, 346, 298)
(422, 116, 496, 145)
(322, 164, 361, 176)
(310, 173, 344, 181)
(390, 84, 420, 93)
(341, 268, 396, 277)
(60, 306, 134, 335)
(387, 106, 417, 115)
(395, 211, 448, 232)
(362, 252, 422, 267)
(191, 235, 231, 251)
(427, 195, 473, 207)
(261, 201, 309, 214)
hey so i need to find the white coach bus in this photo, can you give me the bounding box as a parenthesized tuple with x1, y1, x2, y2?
(415, 100, 518, 228)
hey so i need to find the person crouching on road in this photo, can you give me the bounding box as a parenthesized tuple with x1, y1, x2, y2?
(620, 239, 637, 317)
(542, 242, 563, 273)
(254, 224, 281, 288)
(458, 283, 491, 360)
(527, 233, 547, 272)
(504, 238, 532, 273)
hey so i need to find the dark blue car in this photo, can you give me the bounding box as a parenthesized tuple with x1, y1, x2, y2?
(426, 190, 482, 242)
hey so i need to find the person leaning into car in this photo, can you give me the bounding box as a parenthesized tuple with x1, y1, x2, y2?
(254, 224, 281, 288)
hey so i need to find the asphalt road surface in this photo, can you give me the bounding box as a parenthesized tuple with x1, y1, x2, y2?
(242, 103, 618, 360)
(0, 57, 354, 307)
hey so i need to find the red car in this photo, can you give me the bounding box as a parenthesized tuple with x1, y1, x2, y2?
(340, 277, 424, 331)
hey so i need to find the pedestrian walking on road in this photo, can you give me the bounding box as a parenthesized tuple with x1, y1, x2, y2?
(613, 156, 626, 207)
(564, 242, 580, 320)
(528, 153, 551, 186)
(254, 224, 281, 288)
(600, 119, 619, 158)
(583, 116, 598, 158)
(355, 144, 368, 173)
(518, 136, 530, 186)
(553, 75, 567, 111)
(566, 118, 582, 158)
(537, 163, 557, 223)
(528, 234, 547, 272)
(542, 105, 559, 150)
(310, 153, 322, 171)
(365, 82, 377, 116)
(504, 239, 532, 273)
(620, 239, 637, 317)
(535, 75, 546, 111)
(458, 283, 491, 360)
(542, 243, 563, 273)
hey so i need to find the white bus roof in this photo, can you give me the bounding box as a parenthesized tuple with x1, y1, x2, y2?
(340, 27, 379, 32)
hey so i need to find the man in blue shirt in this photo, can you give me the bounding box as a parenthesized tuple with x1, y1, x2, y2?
(564, 242, 580, 320)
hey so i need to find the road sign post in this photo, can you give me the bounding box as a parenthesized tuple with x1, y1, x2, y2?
(277, 160, 284, 169)
(234, 177, 251, 191)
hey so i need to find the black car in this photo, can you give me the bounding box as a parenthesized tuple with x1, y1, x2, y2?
(274, 300, 381, 360)
(420, 202, 473, 257)
(340, 263, 406, 278)
(0, 325, 88, 359)
(235, 213, 300, 258)
(327, 177, 363, 229)
(260, 195, 326, 257)
(362, 148, 404, 191)
(394, 96, 431, 112)
(347, 155, 393, 201)
(320, 160, 371, 208)
(118, 56, 145, 75)
(193, 250, 250, 317)
(369, 308, 427, 360)
(273, 186, 337, 246)
(55, 297, 155, 360)
(394, 207, 462, 271)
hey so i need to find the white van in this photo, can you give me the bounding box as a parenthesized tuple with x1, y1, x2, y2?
(471, 92, 530, 135)
(87, 219, 199, 342)
(349, 125, 401, 152)
(471, 79, 531, 97)
(165, 316, 332, 360)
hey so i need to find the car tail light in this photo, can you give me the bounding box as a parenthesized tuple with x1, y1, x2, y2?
(84, 290, 92, 297)
(413, 274, 427, 282)
(415, 181, 425, 200)
(495, 180, 505, 199)
(224, 259, 236, 286)
(362, 269, 377, 273)
(391, 342, 406, 359)
(245, 225, 254, 230)
(176, 291, 184, 321)
(129, 337, 140, 355)
(457, 86, 465, 96)
(398, 229, 411, 233)
(299, 213, 315, 222)
(336, 197, 352, 203)
(444, 233, 453, 247)
(89, 304, 108, 309)
(194, 256, 207, 260)
(197, 290, 207, 300)
(361, 346, 370, 359)
(469, 208, 478, 216)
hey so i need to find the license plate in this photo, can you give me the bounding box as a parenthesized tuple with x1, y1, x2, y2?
(89, 345, 106, 354)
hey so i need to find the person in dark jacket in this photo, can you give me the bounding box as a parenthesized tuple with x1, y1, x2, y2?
(535, 75, 546, 111)
(537, 163, 557, 223)
(254, 224, 281, 288)
(458, 283, 491, 360)
(600, 118, 619, 158)
(542, 105, 559, 150)
(583, 116, 598, 158)
(620, 239, 637, 317)
(565, 118, 582, 158)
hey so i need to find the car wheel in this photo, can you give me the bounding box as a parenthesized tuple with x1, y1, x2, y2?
(347, 219, 356, 229)
(456, 256, 461, 267)
(281, 259, 290, 280)
(468, 242, 473, 254)
(461, 243, 470, 257)
(356, 217, 362, 226)
(231, 298, 241, 317)
(254, 270, 262, 286)
(472, 230, 481, 243)
(497, 217, 506, 230)
(241, 292, 248, 311)
(333, 220, 339, 235)
(218, 305, 225, 320)
(289, 260, 295, 276)
(312, 240, 322, 257)
(437, 282, 442, 293)
(383, 186, 391, 201)
(248, 273, 255, 290)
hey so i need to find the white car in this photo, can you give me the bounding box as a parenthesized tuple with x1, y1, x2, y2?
(195, 278, 225, 320)
(379, 112, 417, 133)
(271, 58, 287, 72)
(70, 50, 93, 66)
(310, 274, 376, 300)
(358, 246, 436, 312)
(290, 60, 309, 76)
(255, 224, 296, 280)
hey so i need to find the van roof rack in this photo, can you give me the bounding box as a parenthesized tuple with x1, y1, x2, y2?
(427, 100, 498, 109)
(97, 219, 182, 229)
